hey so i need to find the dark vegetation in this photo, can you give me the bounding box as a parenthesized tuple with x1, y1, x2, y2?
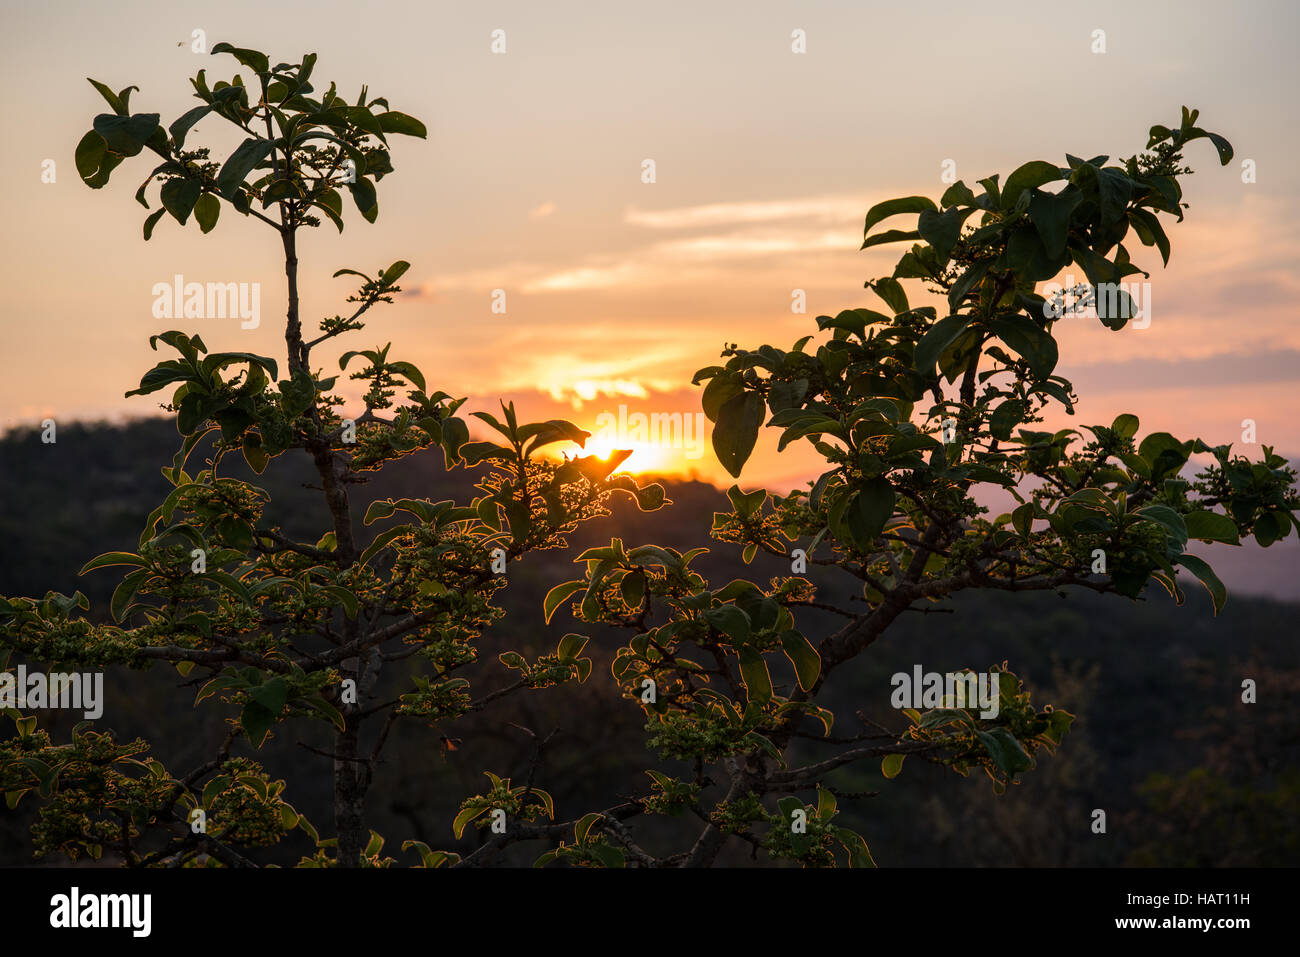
(3, 418, 1295, 866)
(2, 46, 1292, 867)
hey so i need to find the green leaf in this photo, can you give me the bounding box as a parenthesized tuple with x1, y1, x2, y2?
(1173, 553, 1227, 615)
(1111, 413, 1140, 439)
(978, 173, 1001, 206)
(75, 131, 108, 182)
(142, 208, 167, 241)
(240, 701, 276, 748)
(194, 193, 220, 233)
(203, 350, 278, 381)
(1183, 510, 1239, 544)
(737, 647, 772, 705)
(1005, 225, 1067, 282)
(524, 787, 555, 820)
(588, 844, 626, 868)
(862, 196, 937, 244)
(109, 568, 149, 622)
(498, 651, 527, 671)
(1001, 161, 1062, 211)
(701, 372, 743, 421)
(712, 391, 766, 479)
(216, 138, 274, 198)
(975, 727, 1033, 774)
(201, 775, 231, 808)
(1252, 510, 1292, 547)
(543, 580, 586, 624)
(79, 551, 147, 574)
(303, 696, 346, 732)
(870, 278, 909, 315)
(250, 676, 289, 714)
(1092, 166, 1134, 227)
(347, 177, 378, 222)
(160, 178, 202, 224)
(86, 78, 127, 115)
(833, 826, 876, 867)
(913, 315, 971, 373)
(860, 228, 919, 250)
(846, 476, 895, 548)
(1204, 131, 1234, 165)
(452, 806, 489, 839)
(1127, 208, 1170, 265)
(1138, 432, 1191, 480)
(777, 793, 804, 821)
(989, 315, 1058, 379)
(574, 812, 602, 846)
(815, 787, 837, 821)
(169, 104, 213, 150)
(440, 416, 470, 466)
(881, 753, 905, 779)
(381, 260, 411, 284)
(1028, 186, 1083, 258)
(210, 43, 270, 74)
(1135, 504, 1188, 548)
(947, 259, 990, 312)
(941, 181, 977, 207)
(375, 111, 427, 138)
(322, 585, 360, 619)
(619, 570, 645, 610)
(919, 707, 976, 730)
(778, 630, 821, 691)
(557, 633, 588, 660)
(241, 434, 270, 478)
(386, 360, 425, 392)
(726, 484, 766, 520)
(989, 399, 1025, 441)
(918, 206, 977, 262)
(92, 113, 160, 157)
(703, 604, 751, 642)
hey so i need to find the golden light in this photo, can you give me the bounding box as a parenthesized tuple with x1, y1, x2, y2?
(582, 436, 675, 476)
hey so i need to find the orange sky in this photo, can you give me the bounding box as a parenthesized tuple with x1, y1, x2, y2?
(2, 0, 1297, 500)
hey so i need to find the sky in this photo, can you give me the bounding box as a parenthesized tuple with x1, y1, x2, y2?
(2, 0, 1298, 591)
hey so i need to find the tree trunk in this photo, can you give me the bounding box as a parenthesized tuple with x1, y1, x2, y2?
(280, 218, 367, 866)
(334, 711, 365, 867)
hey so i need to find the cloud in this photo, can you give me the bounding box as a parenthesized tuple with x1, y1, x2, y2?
(1065, 348, 1300, 393)
(623, 195, 862, 229)
(522, 262, 651, 293)
(651, 230, 849, 260)
(404, 191, 884, 298)
(551, 378, 649, 405)
(399, 263, 537, 298)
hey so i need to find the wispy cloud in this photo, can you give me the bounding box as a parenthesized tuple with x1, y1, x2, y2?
(1065, 348, 1300, 392)
(623, 195, 862, 229)
(406, 192, 875, 296)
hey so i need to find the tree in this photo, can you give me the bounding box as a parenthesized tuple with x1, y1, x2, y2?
(2, 40, 1295, 868)
(3, 44, 665, 868)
